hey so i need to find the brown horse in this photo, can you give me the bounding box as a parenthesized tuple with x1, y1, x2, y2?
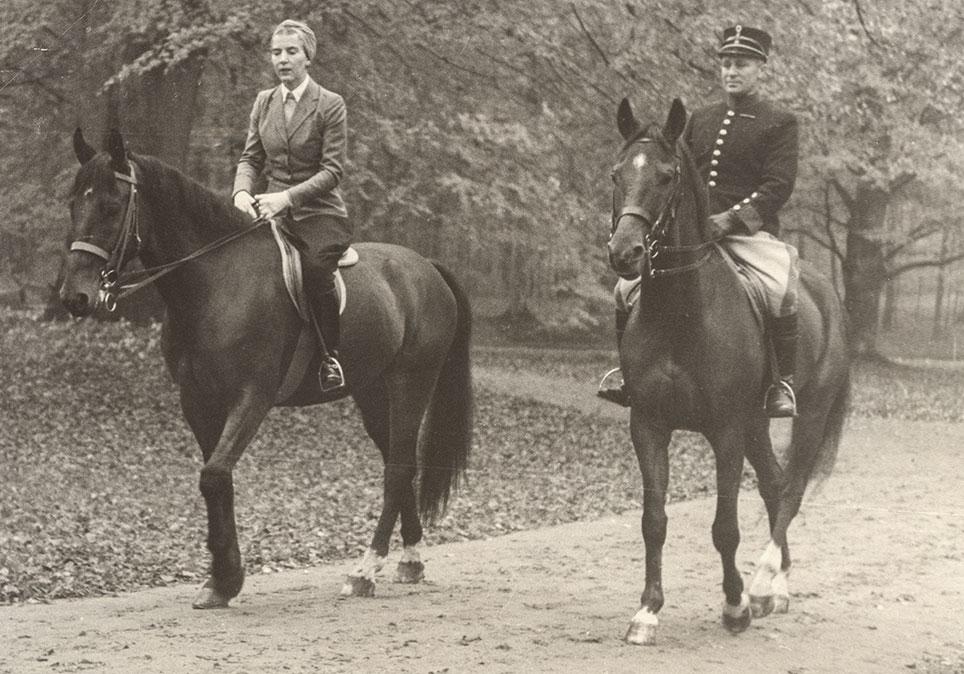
(607, 99, 850, 644)
(60, 129, 473, 608)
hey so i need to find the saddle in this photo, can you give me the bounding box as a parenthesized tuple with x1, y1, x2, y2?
(269, 220, 358, 404)
(714, 243, 779, 383)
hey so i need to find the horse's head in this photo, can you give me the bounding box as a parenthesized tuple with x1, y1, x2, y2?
(607, 98, 688, 279)
(60, 129, 139, 317)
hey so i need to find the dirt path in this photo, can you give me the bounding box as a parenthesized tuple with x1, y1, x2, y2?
(2, 367, 963, 673)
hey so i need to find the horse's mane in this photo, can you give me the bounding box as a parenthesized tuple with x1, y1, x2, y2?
(131, 154, 251, 237)
(675, 137, 710, 234)
(71, 151, 250, 241)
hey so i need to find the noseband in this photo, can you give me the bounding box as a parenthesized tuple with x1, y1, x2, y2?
(69, 166, 141, 311)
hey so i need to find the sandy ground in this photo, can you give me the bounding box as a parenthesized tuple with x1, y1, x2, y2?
(2, 367, 963, 673)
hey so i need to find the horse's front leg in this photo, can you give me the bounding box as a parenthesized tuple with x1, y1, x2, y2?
(625, 414, 671, 645)
(709, 424, 752, 633)
(188, 385, 273, 609)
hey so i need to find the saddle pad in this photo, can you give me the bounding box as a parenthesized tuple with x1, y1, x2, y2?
(270, 220, 349, 317)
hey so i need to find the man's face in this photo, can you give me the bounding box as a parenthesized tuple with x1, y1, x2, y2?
(719, 56, 765, 96)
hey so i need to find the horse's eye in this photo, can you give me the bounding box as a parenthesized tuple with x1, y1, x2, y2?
(100, 202, 120, 217)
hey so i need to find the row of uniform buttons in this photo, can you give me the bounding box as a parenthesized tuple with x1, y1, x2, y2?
(707, 109, 735, 189)
(708, 109, 758, 213)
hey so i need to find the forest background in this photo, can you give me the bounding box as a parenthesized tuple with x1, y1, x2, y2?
(2, 0, 963, 357)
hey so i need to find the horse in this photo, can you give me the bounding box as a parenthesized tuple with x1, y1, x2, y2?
(59, 129, 473, 608)
(606, 98, 850, 645)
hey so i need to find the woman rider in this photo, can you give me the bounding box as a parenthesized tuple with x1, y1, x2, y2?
(232, 19, 351, 393)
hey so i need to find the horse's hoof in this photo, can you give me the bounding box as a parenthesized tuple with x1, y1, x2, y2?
(750, 594, 774, 618)
(192, 582, 232, 609)
(773, 594, 790, 614)
(394, 560, 425, 584)
(340, 575, 376, 598)
(722, 595, 752, 634)
(625, 621, 658, 645)
(625, 607, 658, 645)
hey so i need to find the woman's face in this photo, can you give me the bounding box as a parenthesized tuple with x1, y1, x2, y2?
(270, 32, 309, 88)
(719, 56, 764, 97)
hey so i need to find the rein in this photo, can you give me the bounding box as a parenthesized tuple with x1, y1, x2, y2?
(69, 161, 268, 311)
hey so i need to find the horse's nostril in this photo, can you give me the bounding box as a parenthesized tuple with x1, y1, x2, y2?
(64, 293, 91, 316)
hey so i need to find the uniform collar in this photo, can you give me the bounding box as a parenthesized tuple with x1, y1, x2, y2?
(725, 92, 761, 113)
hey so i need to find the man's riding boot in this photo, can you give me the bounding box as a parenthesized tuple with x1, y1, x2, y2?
(597, 308, 631, 407)
(765, 313, 798, 418)
(310, 280, 345, 393)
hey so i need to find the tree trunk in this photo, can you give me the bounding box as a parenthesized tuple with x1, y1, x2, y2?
(107, 53, 206, 169)
(882, 277, 898, 330)
(842, 182, 889, 357)
(933, 229, 950, 339)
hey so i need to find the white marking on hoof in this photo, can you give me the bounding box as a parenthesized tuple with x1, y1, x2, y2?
(749, 540, 782, 598)
(722, 593, 752, 633)
(749, 593, 774, 618)
(625, 607, 659, 645)
(394, 544, 425, 584)
(340, 548, 385, 597)
(772, 569, 790, 613)
(192, 581, 231, 609)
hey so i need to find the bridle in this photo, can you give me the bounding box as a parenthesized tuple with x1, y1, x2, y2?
(69, 165, 141, 311)
(610, 136, 713, 279)
(68, 160, 267, 312)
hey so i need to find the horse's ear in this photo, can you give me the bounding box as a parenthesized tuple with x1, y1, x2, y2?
(661, 98, 687, 144)
(106, 128, 128, 170)
(73, 128, 96, 165)
(617, 97, 641, 140)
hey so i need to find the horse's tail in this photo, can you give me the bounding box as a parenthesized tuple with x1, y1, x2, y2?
(788, 277, 851, 491)
(417, 261, 474, 522)
(811, 367, 850, 482)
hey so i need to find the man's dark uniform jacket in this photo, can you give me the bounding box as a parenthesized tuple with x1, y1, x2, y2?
(683, 94, 798, 237)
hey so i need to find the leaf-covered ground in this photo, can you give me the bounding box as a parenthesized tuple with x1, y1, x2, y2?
(1, 311, 961, 604)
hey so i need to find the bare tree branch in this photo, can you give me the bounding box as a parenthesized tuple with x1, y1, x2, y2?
(829, 178, 855, 215)
(785, 225, 846, 262)
(888, 250, 964, 278)
(853, 0, 883, 48)
(570, 4, 610, 67)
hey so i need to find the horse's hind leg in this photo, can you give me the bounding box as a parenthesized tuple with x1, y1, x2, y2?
(745, 416, 791, 617)
(341, 374, 433, 597)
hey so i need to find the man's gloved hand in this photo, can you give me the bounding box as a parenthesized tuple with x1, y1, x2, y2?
(707, 210, 740, 239)
(232, 190, 259, 219)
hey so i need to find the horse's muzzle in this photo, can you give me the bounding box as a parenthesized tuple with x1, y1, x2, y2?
(608, 241, 645, 278)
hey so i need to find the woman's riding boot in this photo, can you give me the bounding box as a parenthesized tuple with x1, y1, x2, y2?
(313, 284, 344, 392)
(597, 307, 631, 407)
(765, 313, 798, 417)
